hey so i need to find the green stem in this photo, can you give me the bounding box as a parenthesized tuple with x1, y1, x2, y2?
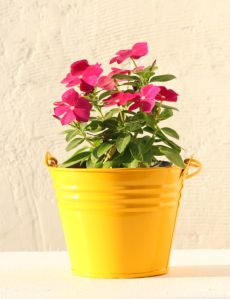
(103, 145, 116, 163)
(77, 123, 95, 147)
(119, 108, 124, 123)
(96, 106, 104, 119)
(131, 57, 138, 68)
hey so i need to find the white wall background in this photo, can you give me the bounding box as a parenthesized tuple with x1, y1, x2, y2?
(0, 0, 230, 250)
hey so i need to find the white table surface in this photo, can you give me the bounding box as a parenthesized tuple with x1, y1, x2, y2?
(0, 250, 230, 299)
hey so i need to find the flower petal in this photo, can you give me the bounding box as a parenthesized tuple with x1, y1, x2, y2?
(74, 108, 91, 122)
(75, 97, 92, 110)
(54, 104, 69, 117)
(83, 63, 103, 78)
(141, 99, 155, 113)
(119, 92, 138, 105)
(71, 59, 89, 76)
(60, 110, 76, 125)
(109, 56, 118, 64)
(80, 80, 94, 93)
(155, 86, 178, 102)
(128, 100, 141, 111)
(109, 49, 132, 64)
(131, 42, 148, 59)
(141, 84, 160, 101)
(61, 73, 73, 84)
(108, 67, 130, 77)
(66, 77, 81, 87)
(83, 75, 98, 86)
(61, 88, 79, 106)
(97, 76, 115, 90)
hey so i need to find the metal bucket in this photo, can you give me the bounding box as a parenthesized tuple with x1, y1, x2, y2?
(46, 153, 201, 278)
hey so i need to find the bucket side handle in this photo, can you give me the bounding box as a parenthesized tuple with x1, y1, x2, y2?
(45, 152, 58, 167)
(183, 158, 202, 179)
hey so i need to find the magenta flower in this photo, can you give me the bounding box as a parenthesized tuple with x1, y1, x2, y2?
(110, 42, 148, 64)
(155, 86, 178, 102)
(108, 67, 131, 77)
(97, 68, 131, 91)
(97, 76, 115, 90)
(61, 60, 103, 92)
(71, 59, 89, 75)
(103, 92, 138, 107)
(61, 72, 81, 87)
(53, 88, 92, 125)
(129, 84, 160, 113)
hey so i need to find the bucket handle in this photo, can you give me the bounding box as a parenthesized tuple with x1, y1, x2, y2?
(183, 158, 202, 179)
(45, 152, 58, 167)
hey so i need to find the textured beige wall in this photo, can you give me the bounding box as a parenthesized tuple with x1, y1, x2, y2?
(0, 0, 230, 250)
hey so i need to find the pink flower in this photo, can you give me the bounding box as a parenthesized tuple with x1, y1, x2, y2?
(103, 92, 138, 107)
(155, 86, 178, 102)
(129, 84, 160, 113)
(110, 42, 148, 64)
(71, 59, 89, 75)
(97, 76, 115, 90)
(61, 72, 81, 87)
(53, 88, 92, 125)
(97, 68, 131, 91)
(61, 60, 103, 92)
(108, 67, 130, 77)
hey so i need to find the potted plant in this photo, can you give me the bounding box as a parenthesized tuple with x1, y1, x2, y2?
(46, 42, 201, 278)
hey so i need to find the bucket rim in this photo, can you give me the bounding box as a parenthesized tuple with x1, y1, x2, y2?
(45, 152, 201, 178)
(47, 164, 183, 173)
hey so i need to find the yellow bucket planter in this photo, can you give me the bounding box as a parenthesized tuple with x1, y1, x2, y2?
(46, 153, 201, 278)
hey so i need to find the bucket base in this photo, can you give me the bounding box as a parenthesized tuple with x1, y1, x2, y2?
(71, 268, 168, 279)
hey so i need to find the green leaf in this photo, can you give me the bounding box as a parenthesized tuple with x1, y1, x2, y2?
(92, 138, 103, 147)
(158, 147, 185, 168)
(99, 90, 113, 101)
(155, 102, 179, 111)
(118, 81, 139, 87)
(129, 142, 142, 162)
(117, 147, 133, 164)
(95, 143, 113, 158)
(144, 113, 156, 129)
(104, 108, 120, 120)
(143, 126, 154, 134)
(116, 134, 131, 153)
(103, 161, 120, 168)
(102, 161, 113, 168)
(150, 74, 176, 82)
(124, 120, 143, 132)
(112, 74, 139, 81)
(62, 129, 74, 135)
(102, 118, 118, 129)
(140, 136, 154, 154)
(65, 130, 78, 142)
(86, 120, 103, 132)
(60, 151, 90, 168)
(86, 158, 103, 168)
(156, 130, 181, 152)
(161, 127, 179, 139)
(158, 108, 173, 121)
(123, 160, 139, 168)
(142, 147, 155, 164)
(66, 138, 84, 151)
(152, 145, 171, 156)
